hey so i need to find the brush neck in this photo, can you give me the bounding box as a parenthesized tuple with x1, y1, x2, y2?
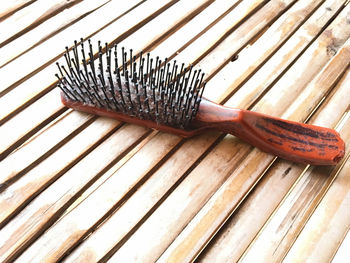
(192, 99, 243, 133)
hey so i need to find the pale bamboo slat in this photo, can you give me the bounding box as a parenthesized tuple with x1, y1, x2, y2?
(0, 88, 67, 160)
(177, 0, 292, 78)
(283, 141, 350, 262)
(0, 0, 111, 67)
(0, 122, 150, 262)
(0, 0, 35, 20)
(332, 228, 350, 263)
(0, 0, 83, 47)
(214, 0, 347, 105)
(0, 109, 93, 185)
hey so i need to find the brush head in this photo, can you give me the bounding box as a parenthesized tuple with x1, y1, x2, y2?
(55, 39, 206, 129)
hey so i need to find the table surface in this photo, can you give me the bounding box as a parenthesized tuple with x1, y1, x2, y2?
(1, 0, 350, 262)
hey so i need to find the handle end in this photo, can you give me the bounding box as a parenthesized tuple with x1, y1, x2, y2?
(240, 111, 345, 165)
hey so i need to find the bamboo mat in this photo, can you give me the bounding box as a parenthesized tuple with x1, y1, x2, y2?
(1, 0, 350, 262)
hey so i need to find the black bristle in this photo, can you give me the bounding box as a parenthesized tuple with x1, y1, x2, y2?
(113, 44, 118, 73)
(56, 39, 206, 129)
(124, 70, 134, 112)
(121, 47, 126, 75)
(129, 49, 133, 77)
(88, 71, 104, 107)
(98, 74, 112, 109)
(189, 79, 206, 124)
(138, 51, 143, 79)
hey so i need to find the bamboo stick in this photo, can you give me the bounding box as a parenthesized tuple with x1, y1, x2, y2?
(282, 148, 350, 262)
(154, 0, 268, 63)
(63, 132, 222, 262)
(0, 110, 93, 186)
(10, 131, 179, 263)
(147, 0, 240, 56)
(0, 122, 149, 262)
(0, 0, 82, 47)
(0, 0, 35, 20)
(241, 116, 350, 262)
(0, 66, 62, 123)
(0, 88, 66, 160)
(0, 0, 111, 67)
(205, 0, 346, 103)
(331, 228, 350, 263)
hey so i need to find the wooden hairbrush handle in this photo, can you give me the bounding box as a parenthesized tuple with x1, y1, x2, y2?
(193, 99, 345, 165)
(62, 94, 344, 165)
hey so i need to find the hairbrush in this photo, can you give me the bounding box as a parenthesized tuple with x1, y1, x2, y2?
(55, 39, 345, 165)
